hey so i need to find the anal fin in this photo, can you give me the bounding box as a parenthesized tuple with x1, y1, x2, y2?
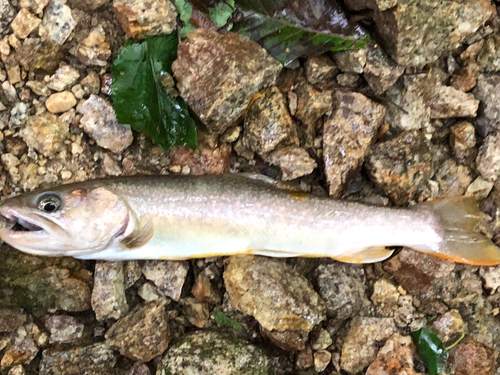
(333, 246, 394, 264)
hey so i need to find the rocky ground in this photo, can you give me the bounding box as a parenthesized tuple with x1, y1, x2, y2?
(0, 0, 500, 374)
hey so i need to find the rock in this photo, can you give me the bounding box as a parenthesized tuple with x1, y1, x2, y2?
(242, 86, 297, 154)
(451, 63, 479, 92)
(39, 343, 117, 375)
(371, 278, 400, 305)
(373, 0, 493, 66)
(313, 350, 331, 373)
(224, 256, 325, 332)
(10, 9, 41, 39)
(332, 48, 367, 74)
(40, 0, 76, 45)
(365, 334, 419, 375)
(383, 247, 455, 294)
(91, 261, 129, 322)
(364, 43, 404, 95)
(479, 265, 500, 293)
(315, 262, 368, 319)
(15, 38, 63, 72)
(0, 310, 26, 333)
(79, 95, 133, 153)
(76, 25, 111, 66)
(20, 112, 68, 156)
(10, 103, 30, 128)
(1, 153, 20, 170)
(262, 146, 316, 181)
(7, 365, 25, 375)
(1, 325, 39, 369)
(2, 81, 17, 102)
(191, 274, 222, 305)
(105, 300, 170, 362)
(477, 34, 500, 73)
(323, 91, 386, 197)
(172, 29, 282, 135)
(128, 362, 151, 375)
(310, 328, 333, 351)
(181, 297, 209, 328)
(292, 72, 333, 128)
(113, 0, 176, 39)
(157, 331, 271, 375)
(220, 126, 241, 143)
(48, 65, 80, 91)
(45, 315, 84, 344)
(473, 74, 500, 137)
(340, 317, 396, 373)
(81, 71, 100, 95)
(138, 281, 168, 302)
(337, 72, 360, 87)
(430, 310, 466, 344)
(45, 91, 77, 113)
(434, 159, 472, 197)
(26, 80, 50, 96)
(384, 74, 431, 132)
(448, 336, 498, 375)
(261, 328, 308, 351)
(0, 0, 15, 32)
(466, 176, 494, 199)
(304, 56, 337, 87)
(365, 130, 434, 204)
(142, 260, 189, 301)
(169, 143, 231, 175)
(19, 0, 50, 15)
(429, 84, 479, 118)
(450, 121, 476, 164)
(476, 132, 500, 182)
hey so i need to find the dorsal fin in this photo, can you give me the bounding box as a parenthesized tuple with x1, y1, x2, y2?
(120, 218, 154, 250)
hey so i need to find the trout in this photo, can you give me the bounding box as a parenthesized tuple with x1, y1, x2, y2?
(0, 174, 498, 265)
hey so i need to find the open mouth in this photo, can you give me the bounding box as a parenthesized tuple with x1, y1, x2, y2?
(1, 211, 45, 233)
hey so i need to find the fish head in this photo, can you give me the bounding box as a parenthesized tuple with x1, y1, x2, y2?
(0, 186, 131, 257)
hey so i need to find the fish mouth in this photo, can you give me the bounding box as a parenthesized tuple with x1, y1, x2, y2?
(0, 207, 54, 238)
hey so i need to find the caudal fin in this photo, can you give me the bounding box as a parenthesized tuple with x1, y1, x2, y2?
(414, 196, 500, 266)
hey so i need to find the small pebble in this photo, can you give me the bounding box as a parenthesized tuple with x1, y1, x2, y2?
(45, 91, 77, 113)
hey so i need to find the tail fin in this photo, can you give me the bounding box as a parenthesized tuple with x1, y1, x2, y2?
(414, 196, 500, 266)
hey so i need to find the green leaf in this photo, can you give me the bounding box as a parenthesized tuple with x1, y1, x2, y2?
(233, 0, 369, 66)
(174, 0, 197, 37)
(209, 0, 235, 28)
(214, 310, 243, 330)
(411, 328, 448, 375)
(111, 34, 197, 151)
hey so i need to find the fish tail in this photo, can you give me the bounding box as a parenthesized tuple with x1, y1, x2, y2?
(413, 196, 500, 265)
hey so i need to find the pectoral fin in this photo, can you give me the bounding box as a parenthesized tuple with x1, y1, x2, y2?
(120, 218, 154, 250)
(333, 246, 394, 264)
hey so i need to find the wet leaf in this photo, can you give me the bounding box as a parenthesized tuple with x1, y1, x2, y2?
(111, 34, 197, 151)
(411, 327, 448, 375)
(233, 0, 369, 65)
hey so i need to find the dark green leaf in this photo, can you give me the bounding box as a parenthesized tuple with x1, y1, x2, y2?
(411, 328, 448, 375)
(174, 0, 235, 36)
(214, 310, 243, 330)
(111, 34, 197, 151)
(233, 0, 369, 65)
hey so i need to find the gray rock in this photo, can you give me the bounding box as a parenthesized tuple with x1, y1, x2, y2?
(473, 74, 500, 137)
(374, 0, 493, 66)
(332, 47, 367, 74)
(40, 0, 76, 45)
(477, 34, 500, 73)
(157, 331, 272, 375)
(105, 300, 170, 362)
(477, 132, 500, 182)
(304, 56, 337, 87)
(172, 29, 282, 135)
(39, 343, 117, 375)
(479, 265, 500, 293)
(315, 262, 369, 319)
(79, 95, 133, 153)
(128, 362, 151, 375)
(336, 73, 360, 87)
(323, 91, 386, 197)
(364, 43, 404, 95)
(91, 261, 129, 322)
(142, 260, 189, 301)
(429, 84, 479, 119)
(48, 65, 80, 91)
(434, 159, 473, 197)
(262, 146, 316, 181)
(45, 315, 84, 344)
(113, 0, 177, 39)
(224, 255, 326, 332)
(123, 260, 142, 289)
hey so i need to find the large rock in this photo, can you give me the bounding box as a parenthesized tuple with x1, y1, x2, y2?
(20, 112, 68, 156)
(262, 146, 317, 181)
(429, 84, 479, 119)
(39, 0, 76, 45)
(476, 132, 500, 182)
(364, 43, 404, 95)
(448, 336, 498, 375)
(473, 74, 500, 137)
(91, 261, 128, 322)
(172, 29, 282, 135)
(142, 260, 189, 301)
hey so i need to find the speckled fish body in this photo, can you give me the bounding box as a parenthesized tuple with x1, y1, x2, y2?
(0, 174, 499, 265)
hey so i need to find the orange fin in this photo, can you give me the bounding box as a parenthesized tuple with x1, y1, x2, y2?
(120, 218, 154, 250)
(333, 246, 394, 264)
(413, 196, 500, 266)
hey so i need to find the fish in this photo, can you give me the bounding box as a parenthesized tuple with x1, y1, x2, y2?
(0, 173, 498, 265)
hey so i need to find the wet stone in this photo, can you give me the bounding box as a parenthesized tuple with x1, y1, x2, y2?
(113, 0, 176, 39)
(434, 159, 472, 197)
(48, 65, 79, 91)
(477, 34, 500, 73)
(243, 86, 297, 154)
(373, 0, 493, 66)
(429, 84, 479, 119)
(76, 25, 111, 67)
(39, 343, 117, 375)
(430, 309, 466, 344)
(172, 29, 282, 135)
(365, 334, 419, 375)
(448, 336, 498, 375)
(10, 9, 41, 39)
(323, 91, 386, 197)
(473, 74, 500, 137)
(105, 300, 170, 362)
(315, 262, 368, 319)
(40, 0, 76, 45)
(450, 121, 476, 164)
(304, 55, 337, 87)
(181, 297, 209, 328)
(1, 325, 39, 369)
(476, 132, 500, 182)
(45, 315, 84, 344)
(169, 143, 232, 175)
(157, 330, 271, 375)
(224, 255, 326, 332)
(261, 328, 308, 351)
(365, 130, 434, 205)
(45, 91, 77, 113)
(340, 317, 396, 374)
(142, 260, 189, 301)
(79, 95, 133, 153)
(332, 48, 367, 74)
(364, 43, 404, 95)
(91, 261, 129, 322)
(262, 146, 316, 181)
(20, 112, 68, 156)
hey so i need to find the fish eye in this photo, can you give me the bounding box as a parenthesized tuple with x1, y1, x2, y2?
(37, 194, 62, 213)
